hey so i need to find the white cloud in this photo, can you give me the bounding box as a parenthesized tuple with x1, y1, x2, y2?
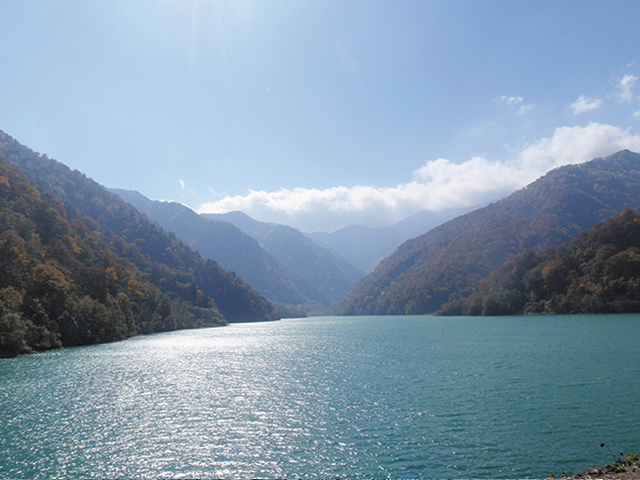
(496, 95, 534, 116)
(517, 103, 535, 116)
(179, 179, 186, 190)
(570, 95, 602, 114)
(498, 96, 524, 105)
(198, 123, 640, 232)
(515, 122, 640, 173)
(617, 74, 638, 102)
(199, 184, 436, 232)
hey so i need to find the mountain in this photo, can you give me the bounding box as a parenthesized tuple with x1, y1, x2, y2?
(440, 207, 640, 315)
(0, 130, 278, 337)
(0, 156, 226, 356)
(203, 211, 365, 308)
(306, 207, 474, 273)
(112, 189, 328, 315)
(338, 150, 640, 315)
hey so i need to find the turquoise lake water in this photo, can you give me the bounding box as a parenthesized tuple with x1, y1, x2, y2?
(1, 314, 639, 479)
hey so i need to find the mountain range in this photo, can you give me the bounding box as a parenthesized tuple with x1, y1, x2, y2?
(111, 192, 475, 315)
(0, 130, 278, 355)
(338, 150, 640, 315)
(115, 191, 363, 315)
(202, 211, 364, 310)
(3, 126, 640, 356)
(304, 207, 474, 273)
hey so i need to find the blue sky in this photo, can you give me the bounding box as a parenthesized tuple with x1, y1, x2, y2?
(3, 0, 640, 231)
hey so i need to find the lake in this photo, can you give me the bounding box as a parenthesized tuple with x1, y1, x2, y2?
(1, 314, 639, 479)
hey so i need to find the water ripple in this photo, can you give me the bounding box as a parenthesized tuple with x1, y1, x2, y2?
(0, 314, 639, 478)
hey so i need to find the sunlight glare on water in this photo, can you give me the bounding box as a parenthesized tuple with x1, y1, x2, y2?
(1, 314, 639, 479)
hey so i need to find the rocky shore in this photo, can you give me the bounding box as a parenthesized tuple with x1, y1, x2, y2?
(570, 464, 640, 479)
(547, 450, 640, 479)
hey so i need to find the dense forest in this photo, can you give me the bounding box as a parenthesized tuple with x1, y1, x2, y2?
(439, 208, 640, 315)
(0, 157, 226, 356)
(338, 150, 640, 315)
(0, 131, 278, 356)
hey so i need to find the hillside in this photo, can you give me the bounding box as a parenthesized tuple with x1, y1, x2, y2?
(0, 130, 278, 328)
(440, 208, 640, 315)
(338, 150, 640, 315)
(112, 189, 327, 315)
(0, 156, 228, 356)
(204, 211, 365, 308)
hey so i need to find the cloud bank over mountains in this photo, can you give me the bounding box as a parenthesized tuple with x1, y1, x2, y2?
(199, 123, 640, 232)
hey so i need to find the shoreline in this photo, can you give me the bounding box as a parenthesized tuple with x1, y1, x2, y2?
(547, 450, 640, 479)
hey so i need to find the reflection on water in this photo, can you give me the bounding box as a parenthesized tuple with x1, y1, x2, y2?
(1, 314, 639, 478)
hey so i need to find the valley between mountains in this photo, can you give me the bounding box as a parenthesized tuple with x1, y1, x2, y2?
(2, 128, 640, 357)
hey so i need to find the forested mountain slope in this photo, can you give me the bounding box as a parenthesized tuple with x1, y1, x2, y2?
(0, 157, 227, 356)
(338, 150, 640, 315)
(440, 208, 640, 315)
(0, 130, 277, 329)
(204, 211, 365, 307)
(113, 189, 328, 315)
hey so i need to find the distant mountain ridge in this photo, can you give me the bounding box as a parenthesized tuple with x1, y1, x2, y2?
(338, 150, 640, 315)
(203, 211, 365, 310)
(305, 207, 475, 273)
(113, 190, 334, 315)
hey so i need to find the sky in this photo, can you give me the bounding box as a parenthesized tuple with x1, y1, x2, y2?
(3, 0, 640, 232)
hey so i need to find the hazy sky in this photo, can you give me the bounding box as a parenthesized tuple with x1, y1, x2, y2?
(3, 0, 640, 231)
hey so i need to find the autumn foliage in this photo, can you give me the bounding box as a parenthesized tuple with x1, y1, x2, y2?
(0, 130, 278, 356)
(440, 208, 640, 315)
